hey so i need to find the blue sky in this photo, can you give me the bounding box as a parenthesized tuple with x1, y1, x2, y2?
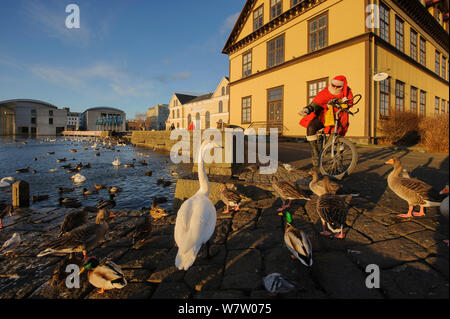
(0, 0, 244, 118)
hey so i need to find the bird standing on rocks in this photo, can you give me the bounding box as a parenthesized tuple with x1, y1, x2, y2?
(219, 184, 242, 213)
(271, 176, 310, 211)
(385, 158, 442, 218)
(58, 208, 89, 237)
(79, 257, 127, 294)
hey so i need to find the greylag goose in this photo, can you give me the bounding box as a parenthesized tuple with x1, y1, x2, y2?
(263, 273, 296, 295)
(278, 211, 313, 266)
(440, 185, 449, 245)
(316, 177, 349, 239)
(58, 208, 89, 237)
(79, 257, 127, 294)
(307, 169, 341, 195)
(271, 176, 310, 211)
(219, 184, 242, 213)
(385, 158, 442, 218)
(174, 140, 222, 270)
(37, 209, 114, 260)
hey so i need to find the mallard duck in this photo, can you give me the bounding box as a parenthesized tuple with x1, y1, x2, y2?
(79, 257, 127, 294)
(108, 186, 121, 194)
(0, 177, 15, 188)
(15, 166, 29, 173)
(1, 233, 21, 256)
(83, 163, 91, 169)
(32, 195, 49, 202)
(57, 187, 74, 194)
(271, 176, 310, 211)
(70, 173, 86, 183)
(307, 169, 341, 195)
(61, 163, 72, 169)
(219, 184, 242, 213)
(123, 163, 134, 168)
(278, 211, 313, 266)
(59, 197, 82, 208)
(132, 215, 152, 243)
(49, 168, 58, 173)
(263, 273, 296, 295)
(47, 152, 55, 155)
(144, 170, 153, 176)
(97, 194, 116, 210)
(150, 202, 168, 219)
(174, 141, 221, 270)
(94, 184, 107, 190)
(156, 178, 165, 185)
(439, 185, 449, 246)
(37, 209, 115, 260)
(316, 177, 349, 239)
(112, 157, 120, 166)
(83, 188, 98, 196)
(385, 158, 442, 218)
(69, 149, 77, 153)
(140, 160, 148, 166)
(95, 152, 100, 156)
(58, 208, 89, 237)
(0, 204, 13, 229)
(56, 158, 66, 163)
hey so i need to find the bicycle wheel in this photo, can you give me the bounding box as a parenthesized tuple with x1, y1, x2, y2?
(319, 137, 358, 179)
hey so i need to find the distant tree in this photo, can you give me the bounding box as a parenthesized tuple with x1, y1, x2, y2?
(134, 113, 146, 130)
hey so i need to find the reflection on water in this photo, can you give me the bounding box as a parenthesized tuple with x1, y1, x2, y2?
(0, 136, 184, 211)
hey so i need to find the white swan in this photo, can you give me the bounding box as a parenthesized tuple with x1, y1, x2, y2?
(174, 140, 222, 270)
(0, 177, 15, 188)
(70, 173, 86, 183)
(112, 156, 121, 166)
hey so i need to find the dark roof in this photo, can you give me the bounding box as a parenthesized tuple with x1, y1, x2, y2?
(189, 93, 213, 103)
(84, 106, 124, 113)
(0, 99, 58, 109)
(174, 93, 199, 104)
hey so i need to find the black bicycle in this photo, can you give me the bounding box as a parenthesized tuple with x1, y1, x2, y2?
(316, 94, 362, 179)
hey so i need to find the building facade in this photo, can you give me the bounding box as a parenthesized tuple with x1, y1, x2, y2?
(222, 0, 449, 142)
(80, 107, 126, 132)
(167, 77, 230, 129)
(145, 104, 169, 130)
(64, 107, 81, 131)
(0, 99, 67, 136)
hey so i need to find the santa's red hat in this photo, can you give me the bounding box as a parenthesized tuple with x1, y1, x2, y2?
(329, 75, 348, 96)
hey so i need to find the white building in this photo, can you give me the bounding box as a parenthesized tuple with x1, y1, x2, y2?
(64, 107, 80, 131)
(146, 104, 169, 130)
(0, 99, 67, 136)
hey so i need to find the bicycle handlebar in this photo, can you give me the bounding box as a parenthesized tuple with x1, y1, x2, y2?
(330, 94, 362, 116)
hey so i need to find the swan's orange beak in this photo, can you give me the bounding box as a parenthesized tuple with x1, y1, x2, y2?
(385, 159, 394, 165)
(440, 186, 449, 195)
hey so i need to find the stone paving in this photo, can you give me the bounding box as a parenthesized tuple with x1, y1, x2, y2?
(0, 142, 448, 299)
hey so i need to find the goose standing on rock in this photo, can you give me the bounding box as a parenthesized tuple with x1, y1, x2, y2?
(174, 140, 222, 270)
(278, 211, 313, 266)
(316, 177, 350, 239)
(37, 209, 115, 260)
(58, 208, 89, 237)
(307, 169, 341, 196)
(219, 184, 242, 213)
(271, 176, 310, 211)
(385, 158, 442, 218)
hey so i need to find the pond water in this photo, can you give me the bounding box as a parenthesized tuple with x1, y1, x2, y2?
(0, 136, 185, 211)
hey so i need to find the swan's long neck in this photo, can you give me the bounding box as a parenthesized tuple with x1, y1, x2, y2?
(197, 145, 209, 196)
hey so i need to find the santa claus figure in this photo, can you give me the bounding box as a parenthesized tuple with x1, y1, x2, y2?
(299, 75, 353, 170)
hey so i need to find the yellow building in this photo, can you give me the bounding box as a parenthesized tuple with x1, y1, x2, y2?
(167, 77, 230, 129)
(222, 0, 449, 143)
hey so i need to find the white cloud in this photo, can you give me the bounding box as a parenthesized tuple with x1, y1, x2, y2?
(221, 12, 240, 34)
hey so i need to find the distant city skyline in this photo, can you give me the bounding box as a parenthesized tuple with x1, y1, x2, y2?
(0, 0, 243, 119)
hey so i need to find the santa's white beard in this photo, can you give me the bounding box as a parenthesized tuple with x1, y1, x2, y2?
(328, 85, 343, 96)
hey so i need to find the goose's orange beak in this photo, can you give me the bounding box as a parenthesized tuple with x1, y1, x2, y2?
(385, 159, 394, 165)
(440, 186, 449, 195)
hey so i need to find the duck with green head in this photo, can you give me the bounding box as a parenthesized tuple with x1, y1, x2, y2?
(278, 211, 313, 267)
(79, 257, 127, 294)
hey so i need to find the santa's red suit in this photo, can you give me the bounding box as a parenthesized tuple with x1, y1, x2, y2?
(300, 75, 353, 136)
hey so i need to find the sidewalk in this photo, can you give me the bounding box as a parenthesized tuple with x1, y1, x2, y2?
(0, 143, 448, 299)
